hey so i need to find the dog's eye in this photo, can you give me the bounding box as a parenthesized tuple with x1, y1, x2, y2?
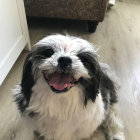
(77, 52, 94, 70)
(40, 48, 54, 58)
(77, 52, 99, 75)
(35, 48, 55, 58)
(77, 53, 90, 63)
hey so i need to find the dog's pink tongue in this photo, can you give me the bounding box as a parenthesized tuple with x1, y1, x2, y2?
(49, 73, 72, 90)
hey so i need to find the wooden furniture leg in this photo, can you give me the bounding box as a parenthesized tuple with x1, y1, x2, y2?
(88, 21, 99, 33)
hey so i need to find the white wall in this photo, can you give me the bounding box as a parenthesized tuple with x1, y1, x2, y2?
(0, 0, 30, 85)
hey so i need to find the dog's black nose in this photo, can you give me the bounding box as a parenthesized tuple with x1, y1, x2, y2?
(58, 56, 72, 69)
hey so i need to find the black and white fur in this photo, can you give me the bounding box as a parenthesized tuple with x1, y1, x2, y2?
(14, 34, 125, 140)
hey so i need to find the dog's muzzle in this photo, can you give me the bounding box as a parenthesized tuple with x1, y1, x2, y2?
(43, 56, 79, 93)
(43, 72, 78, 93)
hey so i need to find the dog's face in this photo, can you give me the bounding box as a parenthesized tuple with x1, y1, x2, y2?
(36, 35, 97, 93)
(20, 35, 101, 108)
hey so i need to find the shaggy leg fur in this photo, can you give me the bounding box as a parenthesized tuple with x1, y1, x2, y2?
(102, 104, 125, 140)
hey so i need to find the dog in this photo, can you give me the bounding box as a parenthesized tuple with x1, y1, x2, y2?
(14, 34, 125, 140)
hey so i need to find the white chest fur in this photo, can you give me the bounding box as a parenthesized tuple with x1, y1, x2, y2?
(27, 76, 105, 140)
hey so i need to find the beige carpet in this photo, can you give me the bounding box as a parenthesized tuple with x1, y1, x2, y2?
(0, 0, 140, 140)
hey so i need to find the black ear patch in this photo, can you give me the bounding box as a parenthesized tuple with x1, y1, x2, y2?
(79, 77, 100, 105)
(21, 52, 34, 101)
(78, 52, 101, 105)
(15, 52, 35, 113)
(16, 52, 35, 112)
(34, 47, 54, 58)
(77, 52, 100, 76)
(78, 52, 117, 107)
(16, 46, 55, 113)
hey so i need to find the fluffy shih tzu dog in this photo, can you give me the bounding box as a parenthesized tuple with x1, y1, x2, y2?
(14, 34, 125, 140)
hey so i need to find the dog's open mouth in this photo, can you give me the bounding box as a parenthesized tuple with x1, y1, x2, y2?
(43, 72, 78, 93)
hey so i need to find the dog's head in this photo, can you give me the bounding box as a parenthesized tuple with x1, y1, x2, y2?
(20, 35, 102, 109)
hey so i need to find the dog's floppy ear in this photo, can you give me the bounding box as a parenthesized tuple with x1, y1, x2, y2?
(19, 46, 55, 108)
(78, 52, 117, 106)
(78, 52, 101, 105)
(15, 52, 35, 113)
(21, 52, 35, 105)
